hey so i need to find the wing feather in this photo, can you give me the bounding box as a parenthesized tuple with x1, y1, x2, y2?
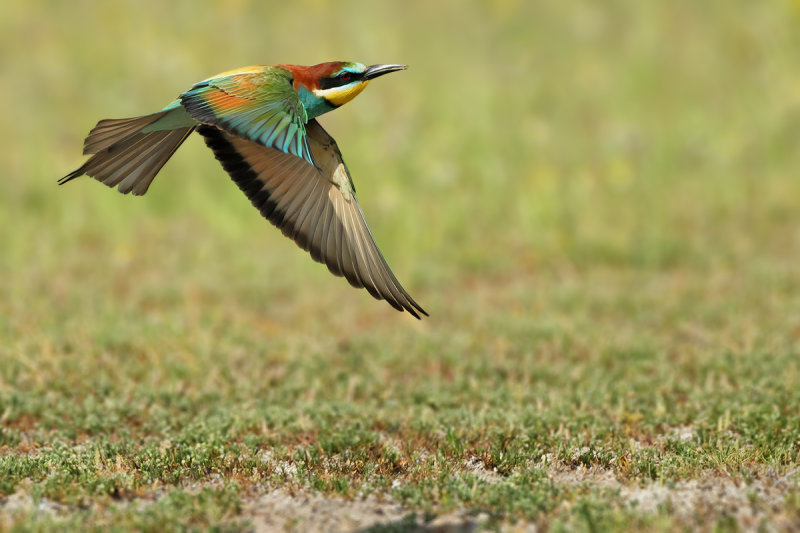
(292, 176, 325, 249)
(344, 202, 380, 299)
(197, 120, 426, 317)
(180, 67, 315, 167)
(334, 193, 365, 290)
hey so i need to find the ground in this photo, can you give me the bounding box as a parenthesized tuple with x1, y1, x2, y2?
(2, 1, 800, 531)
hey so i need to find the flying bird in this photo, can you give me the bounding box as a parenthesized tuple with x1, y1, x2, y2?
(61, 62, 427, 319)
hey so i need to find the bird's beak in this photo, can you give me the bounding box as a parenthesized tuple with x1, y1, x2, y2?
(363, 64, 408, 80)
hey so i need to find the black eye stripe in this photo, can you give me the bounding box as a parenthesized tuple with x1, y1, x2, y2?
(319, 72, 360, 90)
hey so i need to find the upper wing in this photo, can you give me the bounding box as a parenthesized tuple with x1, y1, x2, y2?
(180, 66, 315, 167)
(198, 119, 427, 319)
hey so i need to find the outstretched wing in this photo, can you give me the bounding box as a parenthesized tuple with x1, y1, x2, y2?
(198, 119, 427, 319)
(180, 66, 315, 167)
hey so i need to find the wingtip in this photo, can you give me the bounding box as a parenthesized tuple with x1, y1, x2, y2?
(404, 302, 428, 320)
(406, 293, 428, 319)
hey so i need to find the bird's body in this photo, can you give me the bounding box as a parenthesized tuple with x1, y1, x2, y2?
(62, 62, 426, 318)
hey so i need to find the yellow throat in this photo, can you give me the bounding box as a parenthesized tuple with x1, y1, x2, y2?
(313, 81, 370, 107)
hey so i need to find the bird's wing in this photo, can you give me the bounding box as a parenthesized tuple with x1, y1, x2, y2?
(180, 66, 315, 167)
(197, 119, 427, 319)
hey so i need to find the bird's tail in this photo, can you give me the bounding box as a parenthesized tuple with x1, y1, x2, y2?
(60, 110, 195, 196)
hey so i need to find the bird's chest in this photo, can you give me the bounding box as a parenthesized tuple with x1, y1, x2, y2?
(298, 86, 335, 120)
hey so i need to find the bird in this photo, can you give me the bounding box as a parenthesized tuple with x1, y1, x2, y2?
(61, 61, 427, 319)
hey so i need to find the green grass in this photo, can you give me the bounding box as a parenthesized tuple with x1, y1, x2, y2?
(2, 0, 800, 531)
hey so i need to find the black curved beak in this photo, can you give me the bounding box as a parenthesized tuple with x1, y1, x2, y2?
(363, 64, 408, 80)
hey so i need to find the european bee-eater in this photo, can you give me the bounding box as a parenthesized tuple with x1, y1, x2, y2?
(61, 62, 427, 319)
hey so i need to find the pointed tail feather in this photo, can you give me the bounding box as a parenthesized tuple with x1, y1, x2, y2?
(60, 112, 195, 196)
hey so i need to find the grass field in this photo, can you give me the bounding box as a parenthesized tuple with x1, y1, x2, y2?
(2, 0, 800, 531)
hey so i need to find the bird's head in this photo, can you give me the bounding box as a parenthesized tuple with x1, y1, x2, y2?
(281, 62, 407, 118)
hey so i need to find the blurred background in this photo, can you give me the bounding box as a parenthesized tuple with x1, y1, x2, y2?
(2, 0, 800, 367)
